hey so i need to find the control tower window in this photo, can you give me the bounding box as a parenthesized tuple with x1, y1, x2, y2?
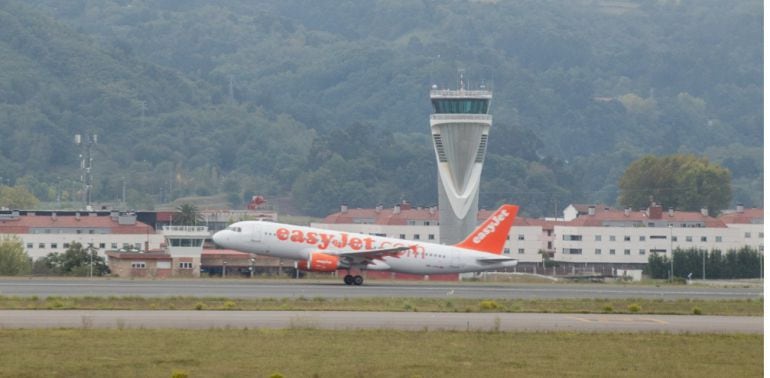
(432, 99, 489, 114)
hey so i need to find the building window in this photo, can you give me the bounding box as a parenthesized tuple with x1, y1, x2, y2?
(609, 249, 616, 255)
(98, 243, 105, 249)
(112, 243, 118, 249)
(639, 236, 646, 241)
(179, 262, 193, 269)
(595, 248, 601, 255)
(518, 234, 525, 241)
(135, 243, 142, 250)
(745, 232, 751, 238)
(700, 236, 707, 242)
(131, 262, 146, 269)
(518, 248, 525, 254)
(639, 249, 645, 255)
(39, 243, 45, 249)
(51, 243, 57, 249)
(27, 243, 33, 249)
(594, 235, 601, 241)
(423, 221, 431, 226)
(563, 235, 582, 241)
(686, 236, 693, 242)
(624, 249, 630, 255)
(624, 236, 630, 241)
(715, 236, 722, 242)
(428, 234, 435, 240)
(413, 234, 420, 240)
(399, 234, 405, 239)
(563, 248, 582, 255)
(407, 220, 416, 226)
(672, 236, 678, 242)
(760, 232, 764, 238)
(64, 243, 70, 249)
(503, 248, 510, 255)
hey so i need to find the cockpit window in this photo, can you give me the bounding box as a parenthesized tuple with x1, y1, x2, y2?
(227, 226, 242, 232)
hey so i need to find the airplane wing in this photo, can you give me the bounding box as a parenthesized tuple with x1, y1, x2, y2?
(476, 257, 518, 264)
(325, 246, 412, 266)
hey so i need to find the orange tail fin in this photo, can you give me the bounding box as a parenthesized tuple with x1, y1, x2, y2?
(455, 204, 519, 254)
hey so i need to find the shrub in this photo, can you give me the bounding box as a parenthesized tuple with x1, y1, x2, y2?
(692, 307, 703, 315)
(602, 305, 614, 313)
(171, 370, 189, 378)
(223, 301, 237, 310)
(628, 303, 641, 313)
(479, 300, 500, 310)
(194, 302, 206, 310)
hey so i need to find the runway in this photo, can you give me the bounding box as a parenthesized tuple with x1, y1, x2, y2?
(0, 310, 761, 333)
(0, 278, 762, 300)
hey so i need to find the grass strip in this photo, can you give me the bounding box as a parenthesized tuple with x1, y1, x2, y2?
(0, 295, 761, 316)
(0, 328, 760, 377)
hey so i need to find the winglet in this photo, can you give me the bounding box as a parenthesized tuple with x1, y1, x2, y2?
(455, 204, 519, 254)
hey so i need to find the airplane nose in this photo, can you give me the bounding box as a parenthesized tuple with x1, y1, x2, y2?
(212, 230, 227, 247)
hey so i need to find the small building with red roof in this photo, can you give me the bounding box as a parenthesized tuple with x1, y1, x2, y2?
(0, 210, 165, 260)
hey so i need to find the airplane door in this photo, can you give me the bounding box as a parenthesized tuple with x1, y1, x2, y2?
(250, 224, 262, 242)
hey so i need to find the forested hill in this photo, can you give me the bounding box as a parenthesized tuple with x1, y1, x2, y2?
(0, 0, 763, 216)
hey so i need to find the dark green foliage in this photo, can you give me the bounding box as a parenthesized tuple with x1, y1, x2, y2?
(174, 203, 202, 226)
(646, 247, 762, 279)
(36, 242, 109, 276)
(619, 154, 731, 213)
(0, 1, 762, 216)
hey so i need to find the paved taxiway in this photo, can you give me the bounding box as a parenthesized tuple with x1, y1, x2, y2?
(0, 278, 761, 300)
(0, 310, 761, 333)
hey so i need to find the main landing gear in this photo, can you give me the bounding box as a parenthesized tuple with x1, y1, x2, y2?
(343, 274, 364, 286)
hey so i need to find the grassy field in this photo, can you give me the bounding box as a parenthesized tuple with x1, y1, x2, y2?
(0, 295, 761, 316)
(0, 328, 760, 377)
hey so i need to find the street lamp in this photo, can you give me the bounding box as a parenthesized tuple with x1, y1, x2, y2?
(222, 260, 227, 278)
(669, 224, 674, 282)
(88, 243, 94, 279)
(250, 258, 255, 278)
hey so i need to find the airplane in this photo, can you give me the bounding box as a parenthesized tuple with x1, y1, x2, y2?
(212, 204, 520, 285)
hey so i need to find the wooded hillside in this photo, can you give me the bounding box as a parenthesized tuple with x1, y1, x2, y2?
(0, 0, 762, 216)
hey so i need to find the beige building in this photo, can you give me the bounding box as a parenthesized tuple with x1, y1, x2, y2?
(313, 203, 764, 270)
(0, 210, 164, 260)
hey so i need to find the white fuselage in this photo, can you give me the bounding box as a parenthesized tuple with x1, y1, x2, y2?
(212, 221, 517, 275)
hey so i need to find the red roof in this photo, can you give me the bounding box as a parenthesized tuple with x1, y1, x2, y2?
(322, 207, 543, 227)
(718, 208, 763, 224)
(565, 208, 727, 228)
(0, 215, 154, 234)
(322, 207, 440, 226)
(106, 251, 171, 260)
(201, 249, 251, 257)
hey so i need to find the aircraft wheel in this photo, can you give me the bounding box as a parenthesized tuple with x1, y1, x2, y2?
(343, 274, 354, 285)
(353, 275, 364, 286)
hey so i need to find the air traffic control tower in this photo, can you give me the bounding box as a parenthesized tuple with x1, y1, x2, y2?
(430, 78, 492, 244)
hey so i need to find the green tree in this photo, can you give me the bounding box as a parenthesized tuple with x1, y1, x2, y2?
(175, 203, 203, 225)
(0, 235, 31, 275)
(38, 243, 109, 276)
(619, 155, 731, 213)
(0, 185, 39, 209)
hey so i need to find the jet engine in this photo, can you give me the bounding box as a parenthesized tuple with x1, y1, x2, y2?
(296, 252, 341, 272)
